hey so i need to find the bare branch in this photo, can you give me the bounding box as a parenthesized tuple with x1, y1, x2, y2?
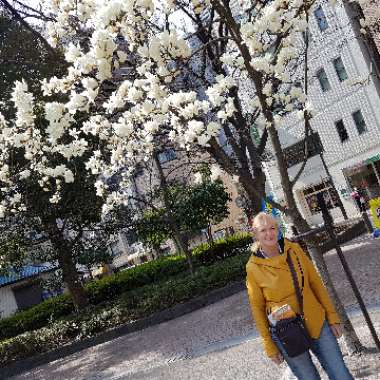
(10, 0, 56, 22)
(0, 0, 62, 59)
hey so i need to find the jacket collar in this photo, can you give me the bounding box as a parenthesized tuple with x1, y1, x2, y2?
(249, 238, 292, 269)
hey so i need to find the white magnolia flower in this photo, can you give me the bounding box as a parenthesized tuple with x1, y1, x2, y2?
(197, 133, 211, 146)
(193, 172, 203, 184)
(206, 122, 221, 137)
(11, 80, 35, 128)
(19, 169, 31, 180)
(210, 164, 222, 181)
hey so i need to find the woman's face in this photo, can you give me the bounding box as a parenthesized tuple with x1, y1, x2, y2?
(254, 218, 278, 247)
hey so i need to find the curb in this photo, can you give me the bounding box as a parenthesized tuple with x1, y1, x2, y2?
(0, 281, 246, 379)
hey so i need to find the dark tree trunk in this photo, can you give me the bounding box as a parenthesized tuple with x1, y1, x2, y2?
(154, 152, 194, 275)
(54, 240, 89, 310)
(207, 222, 213, 243)
(42, 217, 89, 310)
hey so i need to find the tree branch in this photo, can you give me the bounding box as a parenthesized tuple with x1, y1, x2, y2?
(0, 0, 61, 59)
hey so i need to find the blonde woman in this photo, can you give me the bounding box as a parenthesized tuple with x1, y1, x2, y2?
(246, 212, 353, 380)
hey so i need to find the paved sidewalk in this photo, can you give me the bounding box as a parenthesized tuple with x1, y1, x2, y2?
(9, 235, 380, 380)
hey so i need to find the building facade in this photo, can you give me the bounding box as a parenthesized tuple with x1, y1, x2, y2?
(266, 1, 380, 226)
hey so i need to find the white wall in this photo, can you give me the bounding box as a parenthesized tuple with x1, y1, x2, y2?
(0, 286, 18, 319)
(266, 0, 380, 225)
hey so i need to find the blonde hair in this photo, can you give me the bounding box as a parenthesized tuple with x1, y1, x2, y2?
(252, 212, 278, 231)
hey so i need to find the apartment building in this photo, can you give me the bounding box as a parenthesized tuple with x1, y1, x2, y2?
(266, 1, 380, 226)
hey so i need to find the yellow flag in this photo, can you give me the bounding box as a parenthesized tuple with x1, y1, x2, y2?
(369, 197, 380, 229)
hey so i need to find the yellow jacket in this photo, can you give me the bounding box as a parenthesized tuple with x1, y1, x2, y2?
(246, 239, 340, 357)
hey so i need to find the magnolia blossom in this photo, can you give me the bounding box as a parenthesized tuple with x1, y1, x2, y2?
(210, 164, 223, 181)
(0, 0, 346, 217)
(11, 80, 35, 128)
(45, 102, 73, 142)
(193, 172, 203, 184)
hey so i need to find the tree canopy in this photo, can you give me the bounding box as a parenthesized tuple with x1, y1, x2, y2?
(135, 178, 231, 253)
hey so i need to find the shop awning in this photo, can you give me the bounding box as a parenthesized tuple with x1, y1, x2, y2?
(364, 154, 380, 165)
(343, 154, 380, 176)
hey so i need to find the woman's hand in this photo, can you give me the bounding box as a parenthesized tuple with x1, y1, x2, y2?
(270, 353, 284, 365)
(330, 323, 343, 339)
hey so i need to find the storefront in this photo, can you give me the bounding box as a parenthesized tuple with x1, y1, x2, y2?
(342, 154, 380, 201)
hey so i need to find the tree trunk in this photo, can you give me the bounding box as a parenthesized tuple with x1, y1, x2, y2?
(172, 237, 182, 253)
(152, 246, 161, 259)
(87, 264, 94, 280)
(171, 228, 194, 274)
(153, 152, 195, 275)
(308, 246, 364, 353)
(42, 216, 90, 310)
(55, 242, 89, 310)
(207, 222, 213, 243)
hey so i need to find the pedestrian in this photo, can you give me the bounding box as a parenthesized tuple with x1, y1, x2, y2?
(351, 187, 366, 212)
(246, 212, 354, 380)
(358, 191, 366, 212)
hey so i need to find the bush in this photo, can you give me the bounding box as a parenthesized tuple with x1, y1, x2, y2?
(192, 232, 252, 265)
(0, 250, 251, 366)
(86, 254, 189, 304)
(0, 294, 74, 342)
(0, 233, 252, 342)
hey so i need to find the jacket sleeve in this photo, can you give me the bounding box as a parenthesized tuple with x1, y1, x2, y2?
(300, 248, 341, 325)
(246, 265, 279, 357)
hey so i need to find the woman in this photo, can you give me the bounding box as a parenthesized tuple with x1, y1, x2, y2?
(246, 212, 354, 380)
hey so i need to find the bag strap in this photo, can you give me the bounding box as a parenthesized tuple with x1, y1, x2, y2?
(286, 250, 304, 317)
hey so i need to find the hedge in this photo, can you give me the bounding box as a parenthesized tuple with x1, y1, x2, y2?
(0, 233, 253, 341)
(192, 233, 253, 265)
(0, 250, 251, 367)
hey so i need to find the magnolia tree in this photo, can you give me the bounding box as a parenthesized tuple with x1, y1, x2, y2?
(20, 0, 308, 218)
(1, 0, 378, 344)
(2, 0, 377, 226)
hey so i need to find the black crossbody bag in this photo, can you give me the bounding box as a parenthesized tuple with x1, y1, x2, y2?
(271, 251, 312, 357)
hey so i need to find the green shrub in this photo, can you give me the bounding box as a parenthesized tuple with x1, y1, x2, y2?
(192, 232, 252, 265)
(86, 254, 189, 304)
(0, 233, 252, 342)
(0, 294, 74, 341)
(0, 250, 251, 366)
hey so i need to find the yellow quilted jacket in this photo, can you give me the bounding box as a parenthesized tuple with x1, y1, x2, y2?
(246, 239, 340, 357)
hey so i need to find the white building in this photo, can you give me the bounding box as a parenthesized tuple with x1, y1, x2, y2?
(266, 1, 380, 226)
(0, 264, 58, 319)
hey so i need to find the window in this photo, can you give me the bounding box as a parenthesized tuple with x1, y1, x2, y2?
(352, 110, 367, 134)
(283, 132, 324, 168)
(303, 179, 340, 215)
(314, 6, 328, 31)
(316, 68, 331, 92)
(335, 119, 349, 142)
(333, 57, 348, 82)
(158, 148, 176, 163)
